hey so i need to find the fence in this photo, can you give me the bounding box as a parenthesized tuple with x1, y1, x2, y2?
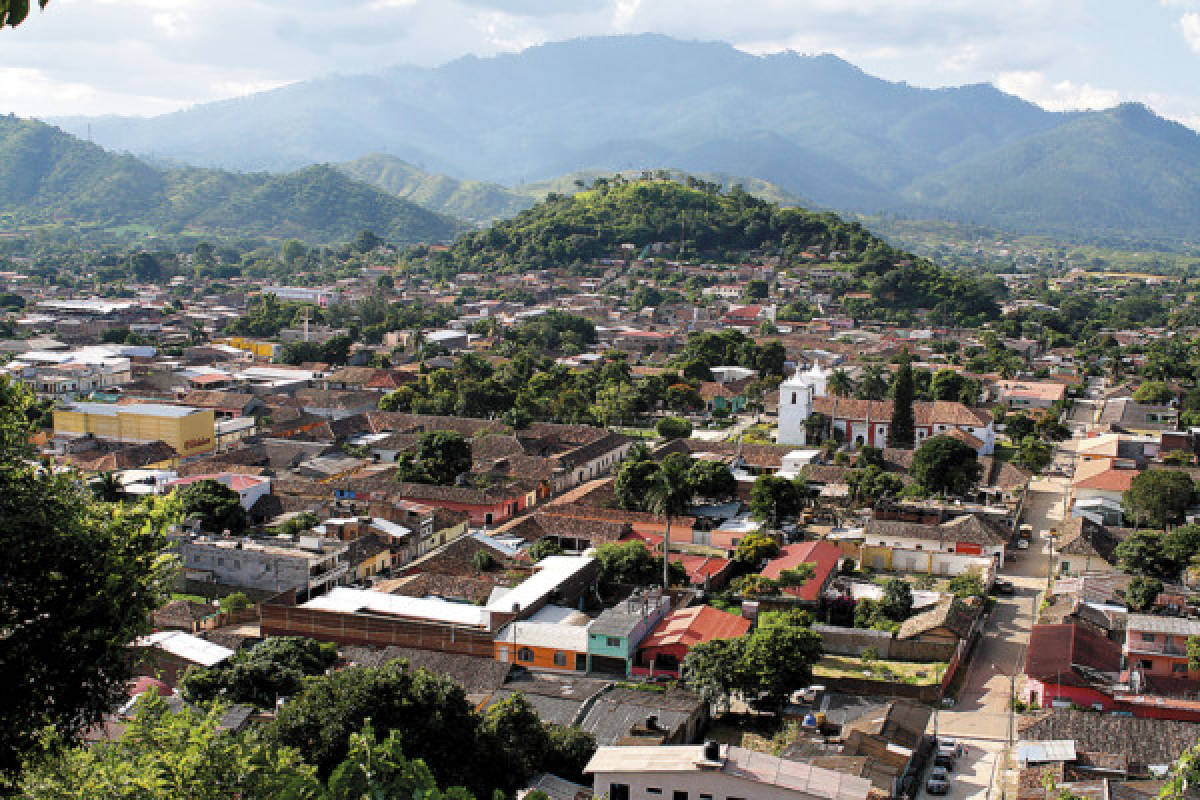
(813, 624, 958, 662)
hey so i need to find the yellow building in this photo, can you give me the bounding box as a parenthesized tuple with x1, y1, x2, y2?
(217, 337, 281, 361)
(53, 403, 216, 458)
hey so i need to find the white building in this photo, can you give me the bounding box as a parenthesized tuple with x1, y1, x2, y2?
(585, 743, 872, 800)
(777, 363, 831, 446)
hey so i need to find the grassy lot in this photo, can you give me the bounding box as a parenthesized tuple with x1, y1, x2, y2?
(613, 427, 659, 440)
(707, 715, 799, 756)
(814, 655, 947, 686)
(740, 423, 775, 445)
(169, 592, 211, 604)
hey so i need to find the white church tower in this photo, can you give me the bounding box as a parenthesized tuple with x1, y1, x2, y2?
(777, 363, 831, 446)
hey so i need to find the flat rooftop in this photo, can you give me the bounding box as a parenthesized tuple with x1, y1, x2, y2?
(62, 402, 205, 418)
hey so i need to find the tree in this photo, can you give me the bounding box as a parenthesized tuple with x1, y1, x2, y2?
(665, 383, 703, 412)
(526, 538, 564, 563)
(1015, 435, 1054, 472)
(1161, 524, 1200, 576)
(880, 578, 914, 621)
(888, 360, 915, 448)
(0, 0, 46, 28)
(827, 369, 855, 398)
(645, 453, 695, 588)
(281, 239, 308, 265)
(688, 460, 736, 502)
(930, 369, 967, 402)
(846, 465, 904, 505)
(1190, 636, 1200, 673)
(749, 475, 804, 527)
(1114, 531, 1173, 579)
(733, 531, 780, 567)
(128, 251, 162, 282)
(1133, 381, 1174, 404)
(396, 431, 472, 486)
(178, 478, 247, 534)
(911, 435, 983, 496)
(480, 694, 550, 788)
(614, 458, 660, 512)
(0, 377, 179, 782)
(1125, 575, 1163, 612)
(655, 416, 693, 440)
(268, 661, 488, 795)
(683, 637, 748, 712)
(741, 621, 823, 708)
(857, 445, 885, 470)
(180, 636, 338, 708)
(89, 471, 124, 502)
(542, 725, 597, 787)
(1123, 470, 1196, 529)
(593, 540, 658, 585)
(19, 694, 322, 800)
(855, 365, 888, 401)
(1004, 413, 1036, 440)
(219, 591, 251, 613)
(471, 549, 496, 572)
(325, 723, 473, 800)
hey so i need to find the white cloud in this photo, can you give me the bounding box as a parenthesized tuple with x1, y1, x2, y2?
(0, 66, 183, 116)
(995, 70, 1121, 111)
(1181, 12, 1200, 53)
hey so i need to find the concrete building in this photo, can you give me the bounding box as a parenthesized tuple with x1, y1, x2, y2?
(586, 589, 671, 676)
(53, 402, 216, 458)
(777, 363, 830, 446)
(585, 743, 872, 800)
(181, 534, 349, 598)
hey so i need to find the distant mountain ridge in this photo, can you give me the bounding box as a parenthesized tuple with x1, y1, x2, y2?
(0, 115, 462, 244)
(42, 34, 1200, 239)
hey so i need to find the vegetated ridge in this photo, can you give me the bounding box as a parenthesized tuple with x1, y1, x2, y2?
(0, 114, 463, 244)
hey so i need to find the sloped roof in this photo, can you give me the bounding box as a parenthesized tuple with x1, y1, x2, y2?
(640, 605, 750, 650)
(1024, 623, 1122, 686)
(761, 540, 842, 602)
(897, 597, 977, 640)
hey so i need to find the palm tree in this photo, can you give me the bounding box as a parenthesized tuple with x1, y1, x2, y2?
(828, 369, 855, 398)
(856, 365, 888, 401)
(90, 472, 124, 503)
(645, 453, 695, 589)
(188, 320, 207, 345)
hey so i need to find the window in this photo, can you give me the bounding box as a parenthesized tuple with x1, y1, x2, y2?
(517, 648, 534, 663)
(1140, 659, 1154, 670)
(1173, 663, 1188, 673)
(791, 392, 797, 404)
(700, 795, 713, 800)
(674, 792, 689, 800)
(606, 637, 622, 648)
(553, 651, 568, 667)
(609, 784, 630, 800)
(647, 790, 663, 796)
(1142, 633, 1157, 642)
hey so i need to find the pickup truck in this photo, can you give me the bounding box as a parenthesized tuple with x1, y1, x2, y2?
(926, 766, 951, 795)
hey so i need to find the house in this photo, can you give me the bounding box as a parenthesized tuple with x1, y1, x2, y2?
(697, 380, 751, 414)
(130, 630, 234, 686)
(1123, 614, 1200, 682)
(1099, 397, 1178, 434)
(1070, 463, 1139, 523)
(635, 605, 751, 678)
(587, 589, 672, 676)
(494, 605, 592, 673)
(1018, 709, 1200, 776)
(992, 380, 1066, 411)
(180, 534, 350, 599)
(166, 472, 272, 511)
(1053, 518, 1126, 576)
(863, 511, 1009, 565)
(584, 743, 872, 800)
(896, 596, 979, 646)
(1024, 623, 1123, 711)
(760, 540, 843, 605)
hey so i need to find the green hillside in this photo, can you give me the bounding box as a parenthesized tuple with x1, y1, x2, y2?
(0, 115, 463, 244)
(439, 177, 1000, 324)
(338, 154, 532, 224)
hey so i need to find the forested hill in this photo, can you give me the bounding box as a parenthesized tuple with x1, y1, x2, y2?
(0, 115, 463, 244)
(436, 177, 1002, 325)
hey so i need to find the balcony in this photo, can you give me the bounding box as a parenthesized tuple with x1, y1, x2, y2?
(308, 562, 349, 589)
(1126, 640, 1187, 657)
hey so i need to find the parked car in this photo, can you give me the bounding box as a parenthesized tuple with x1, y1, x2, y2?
(934, 738, 958, 769)
(992, 579, 1015, 595)
(1016, 538, 1030, 550)
(926, 766, 951, 795)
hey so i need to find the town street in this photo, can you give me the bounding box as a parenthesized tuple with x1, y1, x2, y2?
(917, 474, 1066, 800)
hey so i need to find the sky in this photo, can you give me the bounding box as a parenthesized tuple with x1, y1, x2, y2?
(1, 0, 1199, 130)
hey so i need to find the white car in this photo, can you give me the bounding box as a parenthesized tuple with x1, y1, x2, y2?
(1017, 539, 1030, 550)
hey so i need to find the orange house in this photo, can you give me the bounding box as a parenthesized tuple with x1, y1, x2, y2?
(494, 609, 591, 672)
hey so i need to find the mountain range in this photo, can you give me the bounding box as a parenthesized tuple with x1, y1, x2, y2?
(0, 114, 461, 244)
(49, 34, 1200, 241)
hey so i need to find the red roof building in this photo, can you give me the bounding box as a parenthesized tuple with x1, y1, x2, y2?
(1023, 622, 1122, 712)
(760, 540, 843, 604)
(635, 605, 751, 678)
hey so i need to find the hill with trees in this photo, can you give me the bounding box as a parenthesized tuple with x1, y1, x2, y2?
(48, 34, 1200, 241)
(0, 115, 463, 244)
(430, 176, 999, 324)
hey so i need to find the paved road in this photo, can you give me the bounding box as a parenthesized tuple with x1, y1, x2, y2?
(916, 741, 1003, 800)
(934, 479, 1060, 740)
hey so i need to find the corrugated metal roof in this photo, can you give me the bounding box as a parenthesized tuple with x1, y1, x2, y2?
(1017, 740, 1077, 764)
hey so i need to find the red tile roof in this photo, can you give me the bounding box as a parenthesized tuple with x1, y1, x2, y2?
(1025, 623, 1122, 686)
(760, 540, 843, 602)
(1073, 468, 1138, 492)
(640, 605, 750, 650)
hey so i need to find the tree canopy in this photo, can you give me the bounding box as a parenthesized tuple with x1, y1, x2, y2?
(0, 377, 179, 782)
(1123, 470, 1196, 529)
(178, 478, 246, 534)
(395, 431, 472, 486)
(910, 435, 983, 496)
